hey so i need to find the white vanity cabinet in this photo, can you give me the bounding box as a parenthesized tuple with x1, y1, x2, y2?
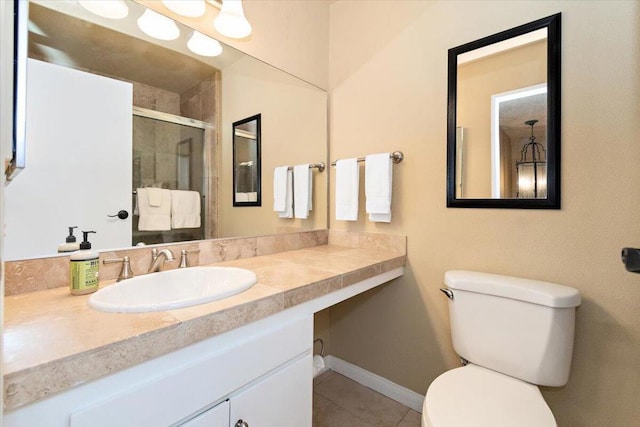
(180, 353, 312, 427)
(181, 400, 230, 427)
(4, 314, 313, 427)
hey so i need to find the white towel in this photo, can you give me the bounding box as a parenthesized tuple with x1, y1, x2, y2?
(294, 164, 313, 219)
(170, 190, 201, 229)
(236, 192, 249, 202)
(137, 188, 171, 231)
(365, 153, 392, 223)
(147, 187, 163, 207)
(335, 158, 359, 221)
(247, 192, 257, 202)
(273, 167, 293, 218)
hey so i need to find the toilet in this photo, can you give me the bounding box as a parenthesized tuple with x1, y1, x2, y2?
(422, 270, 581, 427)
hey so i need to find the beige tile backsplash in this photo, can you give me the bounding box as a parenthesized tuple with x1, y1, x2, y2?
(4, 230, 330, 296)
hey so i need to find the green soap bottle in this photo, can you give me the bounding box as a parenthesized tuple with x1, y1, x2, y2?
(70, 231, 99, 295)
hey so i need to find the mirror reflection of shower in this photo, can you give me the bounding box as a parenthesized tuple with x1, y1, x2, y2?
(132, 109, 206, 245)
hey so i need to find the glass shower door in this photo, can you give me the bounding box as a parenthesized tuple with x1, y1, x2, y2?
(132, 113, 205, 246)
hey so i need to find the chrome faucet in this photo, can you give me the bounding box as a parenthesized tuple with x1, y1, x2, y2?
(148, 248, 175, 273)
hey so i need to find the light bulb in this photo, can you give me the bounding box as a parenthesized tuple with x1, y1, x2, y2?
(78, 0, 128, 19)
(137, 9, 180, 41)
(161, 0, 206, 18)
(214, 0, 252, 39)
(187, 31, 223, 57)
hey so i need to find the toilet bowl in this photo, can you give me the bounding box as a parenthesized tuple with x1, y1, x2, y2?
(422, 364, 555, 427)
(422, 270, 581, 427)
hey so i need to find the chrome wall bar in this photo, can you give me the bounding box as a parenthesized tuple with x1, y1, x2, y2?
(330, 151, 404, 167)
(287, 162, 326, 172)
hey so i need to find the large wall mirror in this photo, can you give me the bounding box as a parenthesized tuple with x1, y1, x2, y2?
(447, 13, 561, 209)
(5, 0, 328, 260)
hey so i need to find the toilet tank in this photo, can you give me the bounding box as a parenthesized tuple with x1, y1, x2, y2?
(443, 270, 581, 387)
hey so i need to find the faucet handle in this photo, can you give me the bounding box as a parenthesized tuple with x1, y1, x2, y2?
(179, 249, 201, 268)
(103, 256, 134, 281)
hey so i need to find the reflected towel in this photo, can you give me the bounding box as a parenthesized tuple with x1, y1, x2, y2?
(365, 153, 392, 223)
(274, 166, 293, 218)
(137, 188, 171, 231)
(170, 190, 201, 229)
(147, 187, 163, 207)
(335, 158, 359, 221)
(294, 164, 312, 219)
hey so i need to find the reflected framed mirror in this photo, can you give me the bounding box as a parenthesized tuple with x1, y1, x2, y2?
(233, 114, 261, 207)
(447, 13, 561, 209)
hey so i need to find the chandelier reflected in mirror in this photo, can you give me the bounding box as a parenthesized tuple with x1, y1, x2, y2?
(516, 119, 547, 199)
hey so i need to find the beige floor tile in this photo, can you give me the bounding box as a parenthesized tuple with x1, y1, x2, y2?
(314, 372, 409, 427)
(397, 409, 422, 427)
(313, 393, 372, 427)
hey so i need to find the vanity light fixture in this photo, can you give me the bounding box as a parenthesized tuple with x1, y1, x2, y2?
(212, 0, 252, 39)
(137, 9, 180, 41)
(78, 0, 129, 19)
(516, 120, 547, 199)
(187, 31, 223, 57)
(162, 0, 207, 18)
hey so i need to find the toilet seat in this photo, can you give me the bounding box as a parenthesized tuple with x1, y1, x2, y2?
(422, 364, 556, 427)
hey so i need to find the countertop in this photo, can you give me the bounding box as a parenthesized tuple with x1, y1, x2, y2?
(3, 243, 405, 410)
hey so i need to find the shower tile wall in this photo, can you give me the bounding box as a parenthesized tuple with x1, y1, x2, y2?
(129, 75, 219, 244)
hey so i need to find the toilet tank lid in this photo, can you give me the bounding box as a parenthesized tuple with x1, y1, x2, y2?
(444, 270, 581, 308)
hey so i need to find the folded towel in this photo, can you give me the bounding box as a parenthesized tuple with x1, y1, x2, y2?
(294, 164, 313, 219)
(170, 190, 201, 229)
(235, 192, 249, 202)
(365, 153, 392, 223)
(147, 187, 163, 207)
(273, 166, 289, 212)
(247, 192, 257, 202)
(274, 167, 293, 218)
(137, 188, 171, 231)
(335, 158, 359, 221)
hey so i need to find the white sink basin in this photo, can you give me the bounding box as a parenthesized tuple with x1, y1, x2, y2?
(88, 267, 257, 313)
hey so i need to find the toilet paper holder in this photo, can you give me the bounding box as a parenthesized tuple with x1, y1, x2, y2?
(313, 338, 325, 357)
(621, 247, 640, 274)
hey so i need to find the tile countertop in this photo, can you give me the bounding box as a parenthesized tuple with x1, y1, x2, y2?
(3, 243, 405, 411)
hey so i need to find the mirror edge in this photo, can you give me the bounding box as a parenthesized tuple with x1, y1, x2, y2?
(6, 0, 28, 181)
(446, 13, 561, 209)
(232, 113, 262, 207)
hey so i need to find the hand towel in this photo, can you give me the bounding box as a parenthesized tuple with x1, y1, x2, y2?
(294, 164, 313, 219)
(274, 167, 293, 218)
(137, 188, 171, 231)
(273, 166, 289, 212)
(335, 158, 359, 221)
(147, 187, 163, 207)
(170, 190, 201, 229)
(365, 153, 392, 223)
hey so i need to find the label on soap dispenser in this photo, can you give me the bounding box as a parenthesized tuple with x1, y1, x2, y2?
(70, 258, 99, 295)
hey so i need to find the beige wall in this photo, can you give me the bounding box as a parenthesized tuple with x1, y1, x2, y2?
(457, 41, 546, 198)
(328, 1, 640, 425)
(218, 55, 328, 237)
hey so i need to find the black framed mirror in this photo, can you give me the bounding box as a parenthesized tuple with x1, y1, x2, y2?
(232, 114, 261, 207)
(447, 13, 561, 209)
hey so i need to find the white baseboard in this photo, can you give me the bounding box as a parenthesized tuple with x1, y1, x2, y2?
(324, 355, 424, 413)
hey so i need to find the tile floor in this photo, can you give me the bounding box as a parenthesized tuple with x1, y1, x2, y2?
(313, 370, 422, 427)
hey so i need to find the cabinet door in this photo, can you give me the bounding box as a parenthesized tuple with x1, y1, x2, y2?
(229, 354, 312, 427)
(180, 400, 229, 427)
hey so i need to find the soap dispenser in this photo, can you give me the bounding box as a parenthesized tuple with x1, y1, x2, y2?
(70, 231, 99, 295)
(58, 226, 80, 253)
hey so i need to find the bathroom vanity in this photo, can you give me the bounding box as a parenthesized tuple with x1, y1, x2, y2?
(3, 231, 406, 426)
